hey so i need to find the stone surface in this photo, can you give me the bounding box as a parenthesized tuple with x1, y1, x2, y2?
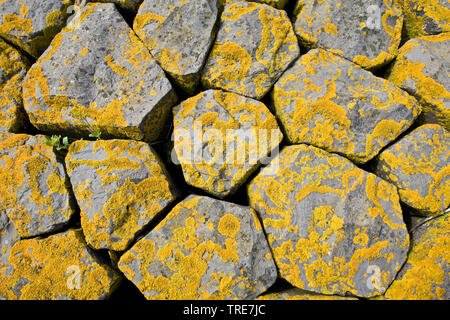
(0, 211, 19, 263)
(172, 89, 283, 198)
(134, 0, 220, 94)
(0, 133, 75, 238)
(0, 229, 121, 300)
(0, 0, 74, 58)
(403, 0, 450, 41)
(293, 0, 403, 70)
(383, 213, 450, 300)
(387, 33, 449, 130)
(0, 39, 30, 133)
(221, 0, 290, 9)
(257, 287, 357, 300)
(23, 3, 177, 141)
(248, 144, 409, 298)
(201, 1, 299, 100)
(87, 0, 143, 12)
(272, 49, 421, 164)
(375, 124, 449, 216)
(118, 195, 277, 300)
(65, 139, 178, 251)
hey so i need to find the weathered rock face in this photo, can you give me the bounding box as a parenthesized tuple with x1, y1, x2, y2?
(23, 3, 177, 141)
(0, 0, 74, 58)
(118, 195, 277, 300)
(134, 0, 220, 94)
(375, 124, 449, 216)
(383, 213, 450, 300)
(0, 212, 19, 263)
(387, 33, 449, 130)
(0, 39, 30, 133)
(0, 229, 121, 300)
(272, 49, 421, 164)
(0, 133, 75, 238)
(257, 287, 357, 300)
(201, 1, 299, 100)
(293, 0, 403, 70)
(87, 0, 143, 13)
(248, 144, 410, 298)
(65, 139, 178, 251)
(221, 0, 289, 9)
(403, 0, 450, 41)
(172, 89, 283, 198)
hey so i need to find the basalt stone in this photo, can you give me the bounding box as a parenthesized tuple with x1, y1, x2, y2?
(172, 89, 283, 198)
(0, 39, 30, 133)
(118, 195, 278, 300)
(0, 229, 121, 300)
(272, 49, 421, 164)
(0, 212, 19, 264)
(387, 33, 449, 130)
(382, 213, 450, 300)
(65, 139, 178, 251)
(23, 3, 177, 141)
(248, 144, 409, 298)
(0, 133, 75, 238)
(375, 124, 449, 216)
(134, 0, 220, 94)
(0, 0, 74, 58)
(201, 1, 299, 100)
(293, 0, 403, 70)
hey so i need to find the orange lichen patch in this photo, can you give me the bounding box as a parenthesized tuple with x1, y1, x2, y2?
(387, 33, 450, 130)
(0, 229, 121, 300)
(383, 213, 450, 300)
(0, 1, 74, 58)
(202, 1, 299, 99)
(66, 139, 178, 251)
(0, 133, 74, 238)
(118, 195, 277, 300)
(248, 144, 409, 297)
(376, 124, 449, 216)
(272, 49, 420, 163)
(402, 0, 450, 41)
(173, 89, 283, 198)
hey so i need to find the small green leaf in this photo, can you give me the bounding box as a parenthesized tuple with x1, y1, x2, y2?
(89, 130, 101, 139)
(62, 136, 69, 146)
(44, 140, 55, 147)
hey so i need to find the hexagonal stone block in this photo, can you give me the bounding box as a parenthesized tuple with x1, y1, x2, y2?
(0, 229, 121, 300)
(383, 213, 450, 300)
(134, 0, 220, 94)
(403, 0, 450, 41)
(0, 0, 74, 58)
(293, 0, 403, 70)
(0, 133, 75, 238)
(0, 39, 30, 133)
(23, 3, 177, 141)
(387, 33, 449, 130)
(272, 49, 421, 164)
(118, 195, 277, 300)
(248, 144, 409, 298)
(375, 124, 449, 216)
(201, 1, 299, 100)
(65, 139, 178, 251)
(172, 89, 283, 198)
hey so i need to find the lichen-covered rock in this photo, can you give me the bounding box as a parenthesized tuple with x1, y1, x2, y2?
(134, 0, 220, 94)
(272, 49, 421, 164)
(221, 0, 289, 9)
(383, 213, 450, 300)
(0, 133, 75, 238)
(257, 287, 357, 300)
(201, 1, 299, 100)
(87, 0, 143, 12)
(375, 124, 449, 216)
(23, 3, 177, 141)
(387, 33, 449, 130)
(248, 144, 410, 298)
(403, 0, 450, 41)
(0, 0, 74, 58)
(118, 195, 277, 300)
(0, 229, 121, 300)
(0, 39, 30, 133)
(65, 139, 178, 251)
(172, 89, 283, 198)
(0, 212, 19, 263)
(293, 0, 403, 70)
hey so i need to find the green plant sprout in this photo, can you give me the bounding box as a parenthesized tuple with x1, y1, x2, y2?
(44, 135, 69, 151)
